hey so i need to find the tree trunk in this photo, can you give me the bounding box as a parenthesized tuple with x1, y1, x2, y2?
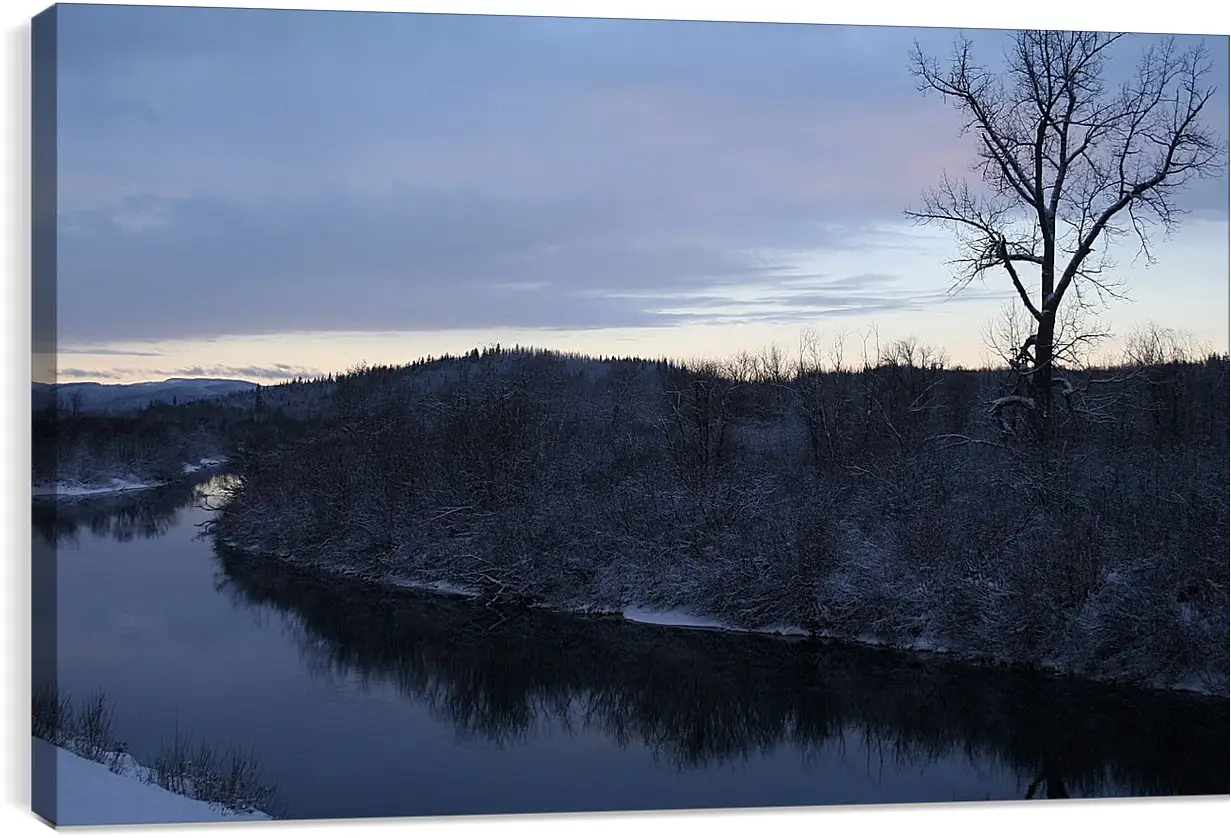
(1034, 313, 1055, 422)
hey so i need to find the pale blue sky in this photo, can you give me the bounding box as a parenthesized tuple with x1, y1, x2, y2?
(45, 4, 1229, 381)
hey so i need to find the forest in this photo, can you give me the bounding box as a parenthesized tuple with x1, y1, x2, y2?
(32, 399, 246, 489)
(207, 336, 1229, 695)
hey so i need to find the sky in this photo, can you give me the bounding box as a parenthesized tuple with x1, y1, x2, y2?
(39, 3, 1230, 383)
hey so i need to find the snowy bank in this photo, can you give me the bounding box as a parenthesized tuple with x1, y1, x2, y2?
(621, 606, 808, 636)
(33, 457, 229, 499)
(33, 738, 270, 826)
(224, 540, 1228, 699)
(182, 456, 229, 474)
(31, 477, 166, 500)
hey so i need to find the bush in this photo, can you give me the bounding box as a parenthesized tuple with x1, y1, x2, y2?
(31, 686, 280, 816)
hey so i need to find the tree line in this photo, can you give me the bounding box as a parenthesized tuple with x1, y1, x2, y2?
(33, 399, 245, 488)
(211, 340, 1229, 694)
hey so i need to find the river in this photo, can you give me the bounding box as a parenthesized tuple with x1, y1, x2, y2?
(32, 475, 1229, 820)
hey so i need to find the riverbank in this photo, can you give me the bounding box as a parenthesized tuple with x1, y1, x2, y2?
(32, 476, 167, 499)
(218, 541, 1228, 700)
(32, 688, 277, 825)
(32, 457, 228, 501)
(213, 542, 1229, 806)
(33, 738, 271, 826)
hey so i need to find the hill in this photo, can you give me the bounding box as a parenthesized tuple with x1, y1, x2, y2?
(33, 378, 257, 414)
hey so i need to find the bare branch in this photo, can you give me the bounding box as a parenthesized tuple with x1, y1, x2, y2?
(909, 30, 1226, 417)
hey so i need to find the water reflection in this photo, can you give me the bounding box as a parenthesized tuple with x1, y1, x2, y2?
(214, 547, 1228, 801)
(32, 479, 217, 546)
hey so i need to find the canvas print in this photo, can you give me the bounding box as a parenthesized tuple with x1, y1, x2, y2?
(30, 1, 1230, 828)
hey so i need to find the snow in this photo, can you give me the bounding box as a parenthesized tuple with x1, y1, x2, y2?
(620, 607, 808, 638)
(390, 576, 481, 598)
(182, 456, 228, 474)
(418, 580, 480, 597)
(1158, 673, 1215, 695)
(34, 458, 226, 496)
(33, 738, 270, 826)
(621, 607, 733, 630)
(31, 477, 166, 500)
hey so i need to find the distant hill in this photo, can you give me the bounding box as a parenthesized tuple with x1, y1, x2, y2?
(33, 378, 258, 414)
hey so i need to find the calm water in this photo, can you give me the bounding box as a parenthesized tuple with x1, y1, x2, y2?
(33, 477, 1229, 820)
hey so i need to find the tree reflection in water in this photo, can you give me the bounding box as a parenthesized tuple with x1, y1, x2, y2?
(214, 547, 1228, 801)
(33, 478, 213, 546)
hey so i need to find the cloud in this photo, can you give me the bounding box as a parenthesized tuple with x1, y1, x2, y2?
(58, 368, 130, 381)
(56, 347, 165, 356)
(49, 6, 1228, 349)
(56, 189, 905, 342)
(618, 271, 1015, 326)
(55, 363, 324, 382)
(163, 364, 324, 380)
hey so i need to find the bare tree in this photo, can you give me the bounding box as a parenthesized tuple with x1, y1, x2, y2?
(983, 301, 1110, 377)
(1122, 320, 1206, 367)
(908, 30, 1225, 429)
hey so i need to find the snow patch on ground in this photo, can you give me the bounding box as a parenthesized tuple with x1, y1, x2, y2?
(33, 738, 270, 826)
(621, 607, 731, 630)
(35, 457, 227, 497)
(389, 576, 481, 599)
(621, 607, 808, 638)
(182, 456, 228, 474)
(1150, 672, 1218, 696)
(761, 624, 811, 637)
(32, 477, 166, 499)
